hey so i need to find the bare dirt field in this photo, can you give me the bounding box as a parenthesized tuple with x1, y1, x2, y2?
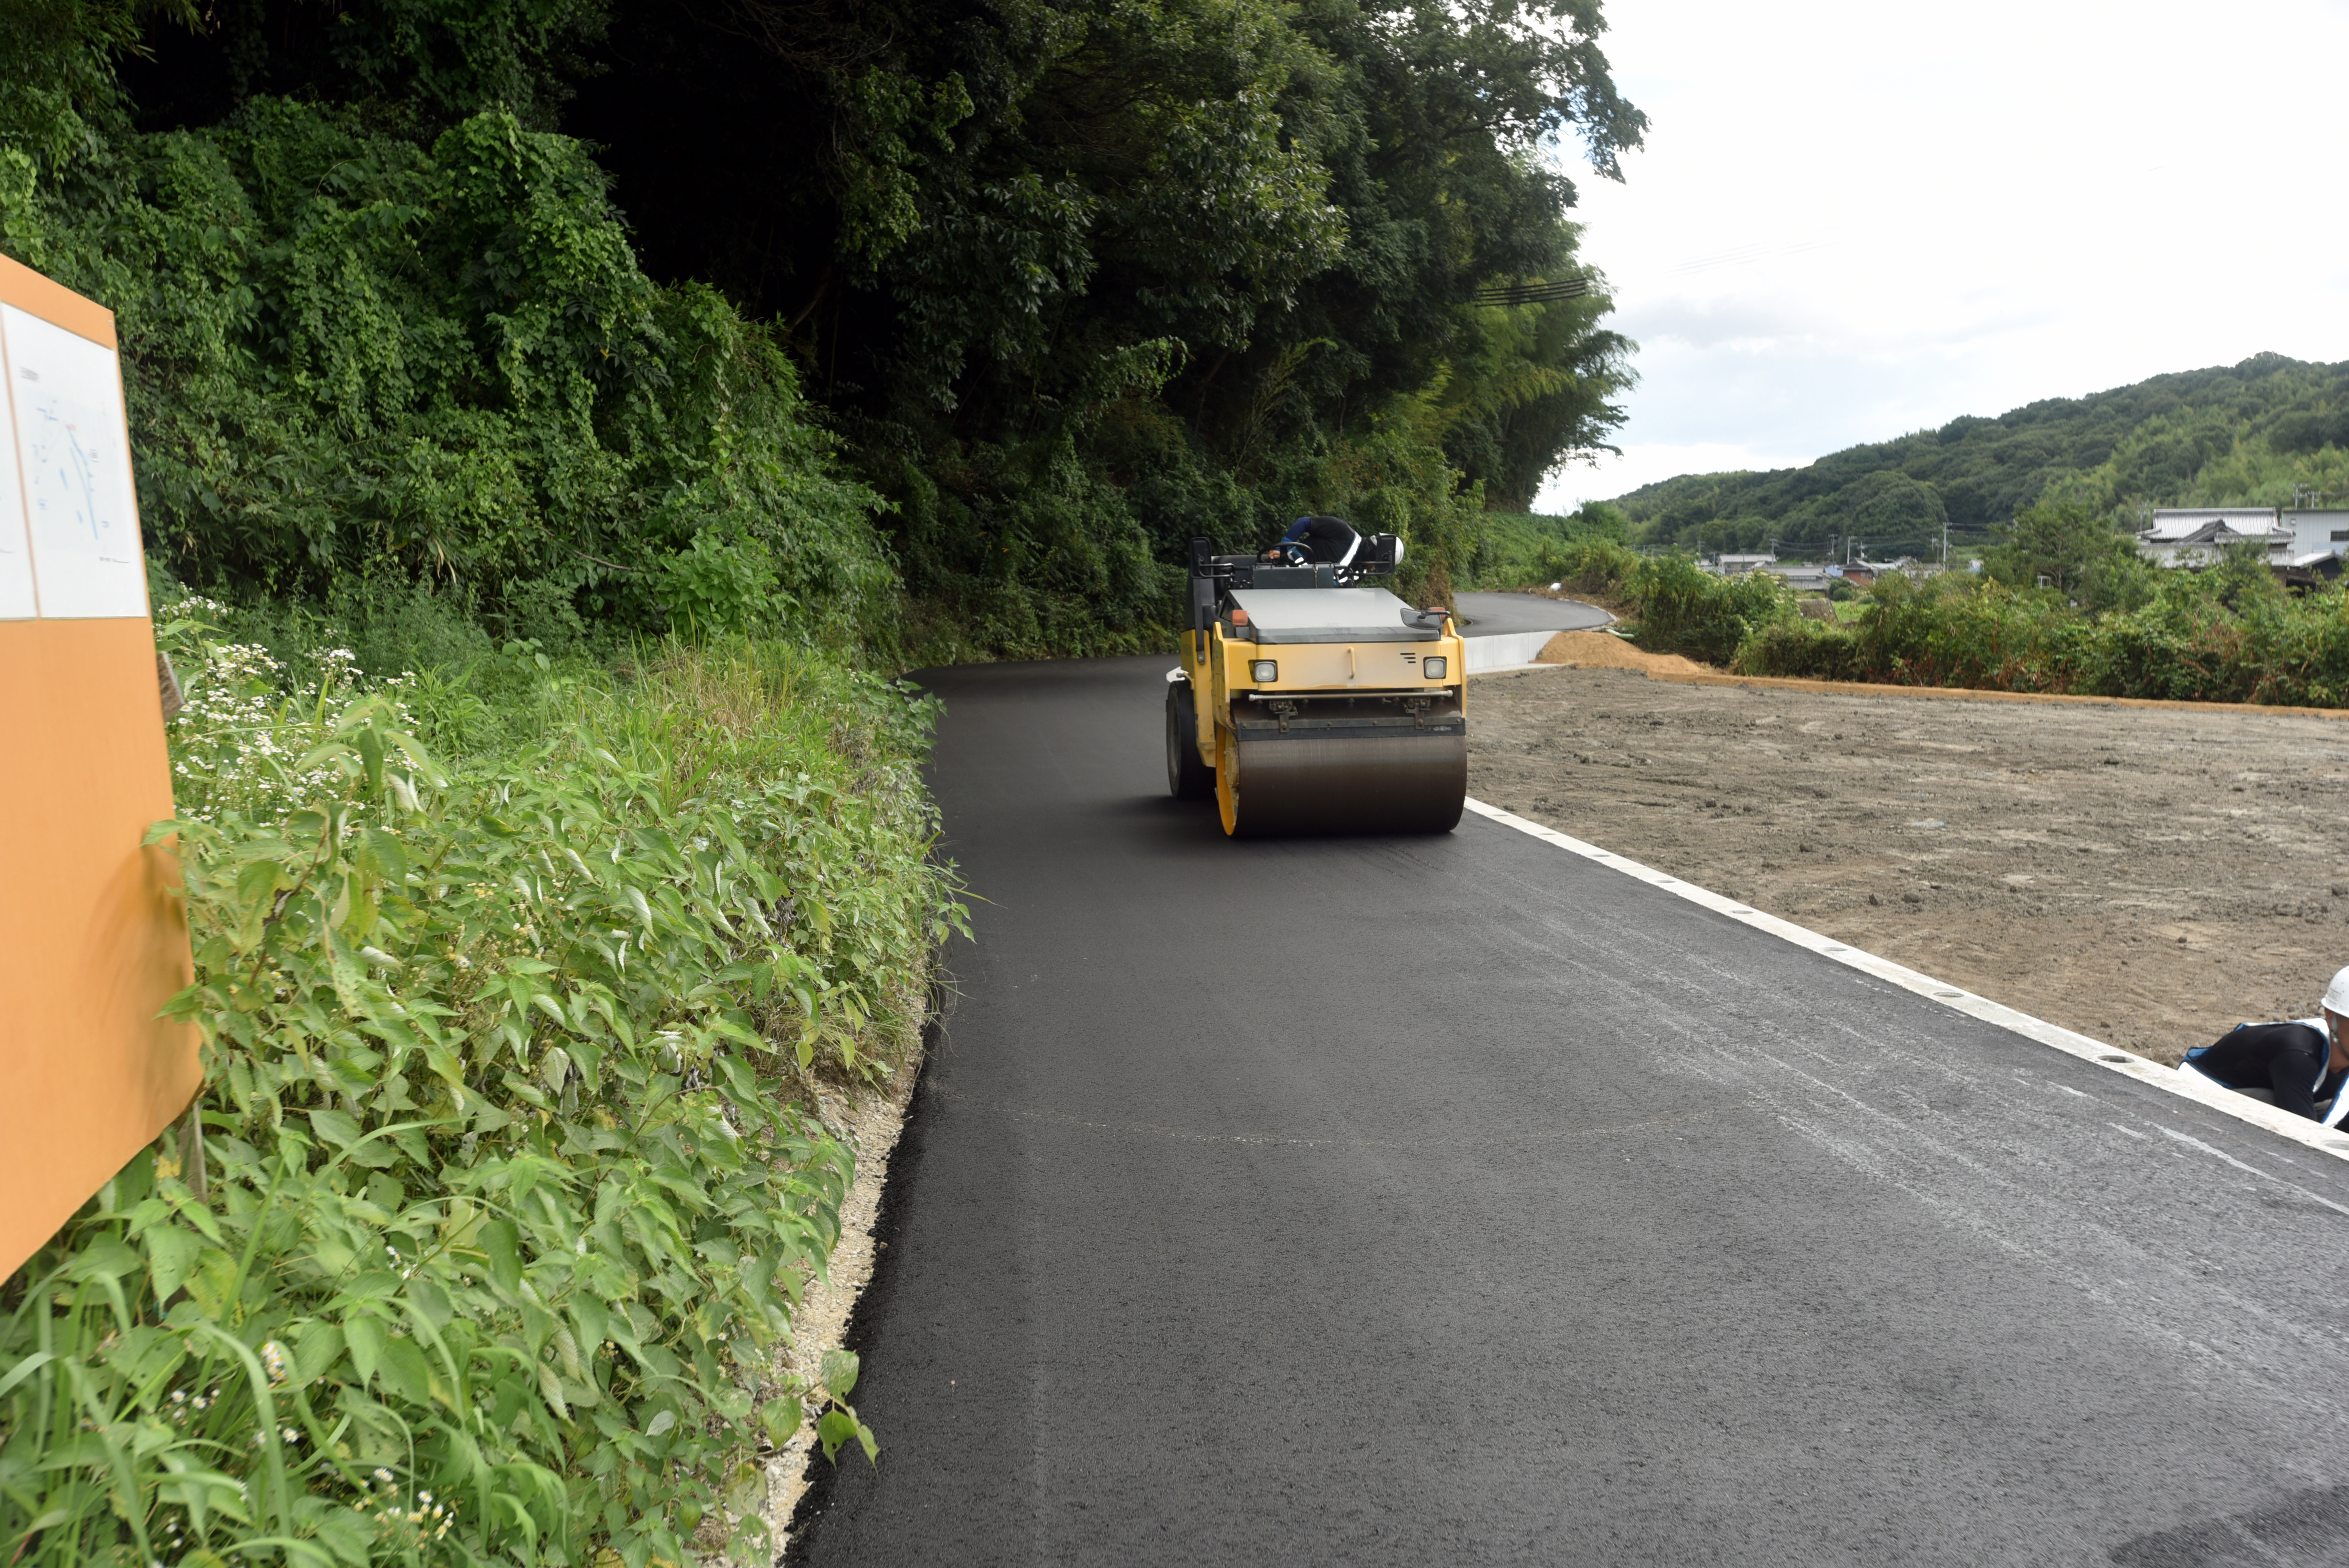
(1467, 654, 2349, 1065)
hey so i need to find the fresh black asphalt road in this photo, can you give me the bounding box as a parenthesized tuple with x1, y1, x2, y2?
(1454, 590, 1613, 636)
(791, 656, 2349, 1566)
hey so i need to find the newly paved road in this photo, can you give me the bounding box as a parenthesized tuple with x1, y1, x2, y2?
(792, 657, 2349, 1566)
(1454, 590, 1613, 636)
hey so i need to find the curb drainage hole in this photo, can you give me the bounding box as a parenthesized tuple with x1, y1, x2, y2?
(2099, 1054, 2130, 1064)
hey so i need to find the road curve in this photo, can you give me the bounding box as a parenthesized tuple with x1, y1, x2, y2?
(791, 655, 2349, 1567)
(1453, 590, 1613, 636)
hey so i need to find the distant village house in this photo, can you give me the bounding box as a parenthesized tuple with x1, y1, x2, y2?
(2137, 508, 2349, 572)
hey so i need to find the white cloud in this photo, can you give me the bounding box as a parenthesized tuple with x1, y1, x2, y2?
(1534, 0, 2349, 514)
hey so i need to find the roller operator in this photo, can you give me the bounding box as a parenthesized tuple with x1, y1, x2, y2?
(1262, 515, 1363, 569)
(2178, 964, 2349, 1125)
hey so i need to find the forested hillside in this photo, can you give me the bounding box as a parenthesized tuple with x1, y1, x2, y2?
(1613, 354, 2349, 561)
(4, 0, 1644, 660)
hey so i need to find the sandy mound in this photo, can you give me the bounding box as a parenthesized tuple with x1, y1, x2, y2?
(1535, 630, 1709, 677)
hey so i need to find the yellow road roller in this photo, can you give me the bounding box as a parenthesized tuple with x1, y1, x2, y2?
(1166, 520, 1467, 836)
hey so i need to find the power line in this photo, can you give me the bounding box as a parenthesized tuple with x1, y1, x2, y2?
(1470, 276, 1593, 307)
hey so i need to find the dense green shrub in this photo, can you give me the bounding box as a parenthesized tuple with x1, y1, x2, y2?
(1524, 533, 1642, 605)
(1463, 503, 1630, 591)
(1733, 567, 2349, 707)
(2, 96, 896, 646)
(1625, 554, 1790, 665)
(1507, 536, 2349, 709)
(1, 622, 964, 1566)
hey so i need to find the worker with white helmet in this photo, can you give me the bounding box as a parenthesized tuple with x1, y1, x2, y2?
(2177, 964, 2349, 1125)
(1260, 515, 1363, 569)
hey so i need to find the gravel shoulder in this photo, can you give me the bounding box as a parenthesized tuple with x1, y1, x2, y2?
(1467, 659, 2349, 1065)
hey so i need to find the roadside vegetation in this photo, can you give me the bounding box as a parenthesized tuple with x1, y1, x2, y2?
(2, 602, 962, 1565)
(1518, 526, 2349, 708)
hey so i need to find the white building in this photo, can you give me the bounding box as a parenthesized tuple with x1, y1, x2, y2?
(1766, 563, 1837, 591)
(2137, 509, 2291, 567)
(2276, 510, 2349, 559)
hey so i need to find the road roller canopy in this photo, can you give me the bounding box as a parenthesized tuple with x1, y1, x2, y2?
(1225, 586, 1428, 643)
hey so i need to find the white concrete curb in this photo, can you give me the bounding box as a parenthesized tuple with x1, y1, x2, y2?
(1463, 796, 2349, 1164)
(1463, 630, 1563, 672)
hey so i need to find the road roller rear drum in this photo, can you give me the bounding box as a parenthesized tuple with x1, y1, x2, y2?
(1166, 677, 1215, 800)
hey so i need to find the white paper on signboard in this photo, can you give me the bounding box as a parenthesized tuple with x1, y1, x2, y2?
(2, 303, 147, 620)
(0, 374, 33, 618)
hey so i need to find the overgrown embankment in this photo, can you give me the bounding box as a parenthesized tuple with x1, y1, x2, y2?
(0, 613, 963, 1566)
(1526, 537, 2349, 709)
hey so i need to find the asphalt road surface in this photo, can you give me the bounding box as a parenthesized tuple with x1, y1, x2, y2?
(1453, 590, 1612, 636)
(791, 656, 2349, 1567)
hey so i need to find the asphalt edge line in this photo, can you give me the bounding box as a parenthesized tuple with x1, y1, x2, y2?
(1461, 796, 2349, 1165)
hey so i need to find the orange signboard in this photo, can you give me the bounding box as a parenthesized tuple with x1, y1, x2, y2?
(0, 253, 200, 1280)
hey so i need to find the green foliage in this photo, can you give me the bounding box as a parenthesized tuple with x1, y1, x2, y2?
(119, 0, 606, 134)
(1, 93, 896, 647)
(1415, 276, 1636, 510)
(2, 626, 963, 1566)
(1612, 353, 2349, 558)
(653, 535, 780, 642)
(1738, 566, 2349, 707)
(1463, 502, 1627, 590)
(16, 0, 1649, 664)
(560, 0, 1641, 656)
(1621, 555, 1791, 665)
(1981, 498, 2158, 612)
(0, 0, 179, 156)
(1486, 534, 1791, 663)
(1528, 532, 1643, 605)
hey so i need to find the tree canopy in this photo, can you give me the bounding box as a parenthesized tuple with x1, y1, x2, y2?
(48, 0, 1646, 653)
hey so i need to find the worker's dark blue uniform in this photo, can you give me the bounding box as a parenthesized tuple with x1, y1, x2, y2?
(2180, 1018, 2349, 1124)
(1269, 516, 1362, 567)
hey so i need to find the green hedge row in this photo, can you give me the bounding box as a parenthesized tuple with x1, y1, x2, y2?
(1529, 536, 2349, 709)
(1739, 570, 2349, 706)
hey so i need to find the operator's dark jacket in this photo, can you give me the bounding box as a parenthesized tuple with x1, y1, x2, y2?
(2183, 1020, 2349, 1122)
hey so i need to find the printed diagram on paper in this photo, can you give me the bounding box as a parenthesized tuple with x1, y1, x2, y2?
(19, 387, 131, 561)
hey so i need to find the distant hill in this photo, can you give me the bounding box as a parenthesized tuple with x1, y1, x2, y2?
(1611, 353, 2349, 560)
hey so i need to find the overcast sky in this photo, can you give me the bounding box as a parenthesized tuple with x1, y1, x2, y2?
(1534, 0, 2349, 513)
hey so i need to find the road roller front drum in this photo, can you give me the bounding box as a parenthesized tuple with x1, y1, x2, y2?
(1214, 720, 1464, 838)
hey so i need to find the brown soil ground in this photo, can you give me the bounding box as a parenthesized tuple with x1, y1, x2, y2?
(1467, 646, 2349, 1065)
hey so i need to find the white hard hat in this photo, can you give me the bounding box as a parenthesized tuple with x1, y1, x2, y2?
(2324, 965, 2349, 1017)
